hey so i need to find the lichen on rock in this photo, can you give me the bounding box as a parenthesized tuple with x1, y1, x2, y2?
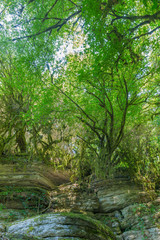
(7, 212, 116, 240)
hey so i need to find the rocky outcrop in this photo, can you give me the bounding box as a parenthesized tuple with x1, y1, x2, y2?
(121, 228, 160, 240)
(119, 198, 160, 239)
(50, 178, 152, 213)
(0, 234, 43, 240)
(49, 181, 160, 240)
(0, 162, 159, 240)
(0, 163, 152, 213)
(92, 179, 152, 213)
(95, 193, 160, 240)
(51, 183, 100, 213)
(6, 213, 116, 240)
(0, 163, 70, 211)
(0, 163, 70, 191)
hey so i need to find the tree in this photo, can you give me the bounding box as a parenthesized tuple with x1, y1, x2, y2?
(0, 0, 159, 68)
(0, 0, 159, 180)
(0, 52, 75, 172)
(0, 0, 159, 40)
(0, 55, 29, 153)
(50, 44, 158, 176)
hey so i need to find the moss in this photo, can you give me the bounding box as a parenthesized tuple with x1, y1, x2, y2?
(8, 212, 116, 239)
(6, 211, 116, 239)
(27, 226, 35, 234)
(59, 212, 116, 239)
(0, 187, 48, 213)
(0, 233, 43, 240)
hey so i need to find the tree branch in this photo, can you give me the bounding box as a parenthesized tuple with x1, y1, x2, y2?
(129, 20, 151, 33)
(77, 116, 101, 140)
(12, 10, 81, 41)
(52, 83, 96, 125)
(111, 10, 160, 21)
(68, 0, 79, 7)
(133, 26, 160, 39)
(77, 135, 99, 157)
(42, 0, 59, 23)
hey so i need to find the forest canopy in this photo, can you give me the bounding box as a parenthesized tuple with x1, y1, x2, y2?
(0, 0, 159, 185)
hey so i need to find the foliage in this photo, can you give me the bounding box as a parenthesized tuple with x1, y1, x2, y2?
(0, 0, 159, 180)
(0, 233, 44, 240)
(117, 122, 160, 190)
(0, 186, 48, 213)
(131, 203, 159, 239)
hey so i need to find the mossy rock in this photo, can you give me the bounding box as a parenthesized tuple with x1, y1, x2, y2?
(7, 212, 116, 240)
(0, 187, 49, 212)
(0, 233, 43, 240)
(0, 209, 35, 223)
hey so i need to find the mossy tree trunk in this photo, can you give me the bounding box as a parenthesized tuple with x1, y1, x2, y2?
(16, 127, 27, 153)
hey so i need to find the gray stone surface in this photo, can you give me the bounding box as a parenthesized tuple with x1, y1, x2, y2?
(50, 179, 152, 214)
(92, 179, 151, 213)
(0, 223, 6, 232)
(51, 183, 100, 213)
(0, 233, 43, 240)
(122, 227, 160, 240)
(7, 213, 116, 240)
(94, 194, 160, 240)
(120, 201, 159, 231)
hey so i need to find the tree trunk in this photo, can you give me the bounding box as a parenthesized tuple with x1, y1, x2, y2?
(16, 128, 27, 153)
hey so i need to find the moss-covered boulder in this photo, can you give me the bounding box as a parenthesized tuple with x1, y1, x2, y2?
(7, 212, 116, 240)
(0, 233, 43, 240)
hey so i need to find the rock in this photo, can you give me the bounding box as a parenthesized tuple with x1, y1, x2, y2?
(51, 183, 100, 213)
(0, 209, 35, 223)
(116, 236, 124, 240)
(0, 233, 43, 239)
(7, 212, 116, 240)
(94, 191, 160, 239)
(114, 210, 123, 221)
(0, 165, 158, 240)
(0, 163, 70, 191)
(95, 213, 122, 235)
(120, 202, 159, 231)
(0, 164, 153, 214)
(121, 227, 160, 240)
(0, 223, 6, 232)
(0, 163, 70, 211)
(91, 178, 152, 213)
(48, 179, 153, 214)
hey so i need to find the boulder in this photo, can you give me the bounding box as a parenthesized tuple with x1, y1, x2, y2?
(95, 196, 160, 240)
(91, 178, 152, 213)
(7, 212, 116, 240)
(120, 203, 157, 231)
(121, 228, 160, 240)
